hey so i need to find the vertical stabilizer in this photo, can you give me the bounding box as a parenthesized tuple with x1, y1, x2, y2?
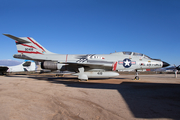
(3, 34, 54, 55)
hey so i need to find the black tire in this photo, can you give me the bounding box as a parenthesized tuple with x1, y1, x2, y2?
(135, 76, 139, 80)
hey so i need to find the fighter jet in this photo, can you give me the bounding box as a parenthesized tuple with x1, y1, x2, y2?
(3, 34, 169, 80)
(0, 61, 36, 75)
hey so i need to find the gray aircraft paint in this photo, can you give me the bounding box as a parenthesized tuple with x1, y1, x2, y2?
(3, 34, 169, 80)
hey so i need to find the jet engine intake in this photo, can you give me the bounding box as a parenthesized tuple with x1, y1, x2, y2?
(41, 61, 63, 70)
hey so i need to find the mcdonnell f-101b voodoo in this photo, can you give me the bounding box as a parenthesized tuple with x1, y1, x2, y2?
(3, 34, 169, 80)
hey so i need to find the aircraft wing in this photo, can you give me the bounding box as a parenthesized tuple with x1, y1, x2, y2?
(62, 62, 111, 67)
(60, 61, 115, 71)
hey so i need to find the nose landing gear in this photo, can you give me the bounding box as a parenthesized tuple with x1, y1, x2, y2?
(134, 70, 140, 80)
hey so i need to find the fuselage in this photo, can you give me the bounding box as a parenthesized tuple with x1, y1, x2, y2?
(14, 51, 166, 72)
(7, 62, 36, 72)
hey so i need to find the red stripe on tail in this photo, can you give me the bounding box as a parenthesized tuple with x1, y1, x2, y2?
(18, 50, 43, 54)
(27, 37, 45, 52)
(20, 44, 37, 49)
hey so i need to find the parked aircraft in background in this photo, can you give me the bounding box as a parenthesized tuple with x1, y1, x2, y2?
(165, 65, 180, 78)
(166, 65, 180, 71)
(3, 34, 169, 80)
(0, 61, 36, 75)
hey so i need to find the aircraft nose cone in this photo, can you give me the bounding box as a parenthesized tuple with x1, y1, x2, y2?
(162, 61, 170, 67)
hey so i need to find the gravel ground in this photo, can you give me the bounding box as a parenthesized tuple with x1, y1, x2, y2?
(0, 74, 180, 120)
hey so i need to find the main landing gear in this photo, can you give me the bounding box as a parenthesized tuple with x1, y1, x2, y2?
(134, 70, 140, 80)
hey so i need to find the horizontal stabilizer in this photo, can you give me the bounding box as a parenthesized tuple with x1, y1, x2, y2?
(3, 34, 31, 43)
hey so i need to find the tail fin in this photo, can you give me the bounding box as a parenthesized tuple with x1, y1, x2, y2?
(3, 34, 53, 55)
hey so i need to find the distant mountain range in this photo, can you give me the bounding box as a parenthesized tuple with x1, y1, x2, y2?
(0, 60, 22, 66)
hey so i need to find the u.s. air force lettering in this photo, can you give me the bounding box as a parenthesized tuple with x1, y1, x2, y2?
(118, 58, 136, 68)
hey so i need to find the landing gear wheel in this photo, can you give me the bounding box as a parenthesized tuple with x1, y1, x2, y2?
(134, 76, 140, 80)
(55, 74, 58, 77)
(134, 70, 140, 80)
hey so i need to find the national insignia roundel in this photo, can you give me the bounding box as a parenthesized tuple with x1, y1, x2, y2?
(123, 58, 132, 68)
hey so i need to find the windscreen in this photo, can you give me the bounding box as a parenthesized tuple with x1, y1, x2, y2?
(123, 52, 132, 55)
(133, 52, 143, 56)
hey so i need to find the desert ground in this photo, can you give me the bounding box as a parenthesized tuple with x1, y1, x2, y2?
(0, 74, 180, 120)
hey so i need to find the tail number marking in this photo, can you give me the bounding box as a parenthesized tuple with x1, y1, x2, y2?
(25, 48, 33, 51)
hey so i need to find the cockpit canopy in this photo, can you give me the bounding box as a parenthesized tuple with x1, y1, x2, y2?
(111, 51, 152, 59)
(110, 51, 161, 61)
(122, 51, 161, 61)
(122, 51, 147, 57)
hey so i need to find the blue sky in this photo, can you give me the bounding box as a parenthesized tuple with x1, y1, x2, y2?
(0, 0, 180, 65)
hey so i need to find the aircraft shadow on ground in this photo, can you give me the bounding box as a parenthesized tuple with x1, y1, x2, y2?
(28, 76, 180, 119)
